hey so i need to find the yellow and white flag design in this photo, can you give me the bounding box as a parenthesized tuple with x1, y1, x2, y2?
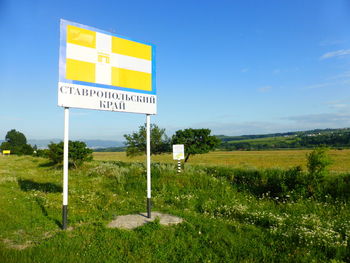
(65, 25, 152, 91)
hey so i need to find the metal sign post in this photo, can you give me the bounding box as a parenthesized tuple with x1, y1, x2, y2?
(62, 107, 69, 229)
(146, 114, 151, 218)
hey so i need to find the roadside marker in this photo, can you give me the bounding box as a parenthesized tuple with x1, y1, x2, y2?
(173, 144, 185, 173)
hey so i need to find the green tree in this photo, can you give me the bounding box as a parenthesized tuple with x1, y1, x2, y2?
(47, 141, 93, 168)
(0, 141, 11, 152)
(0, 129, 33, 155)
(307, 147, 332, 177)
(172, 128, 220, 162)
(124, 124, 171, 157)
(5, 129, 27, 146)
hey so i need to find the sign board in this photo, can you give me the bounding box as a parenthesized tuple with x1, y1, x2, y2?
(58, 19, 156, 114)
(173, 144, 185, 160)
(3, 150, 10, 155)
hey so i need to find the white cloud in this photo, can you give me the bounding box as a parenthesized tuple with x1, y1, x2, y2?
(320, 49, 350, 60)
(188, 121, 293, 136)
(176, 113, 350, 136)
(240, 68, 249, 73)
(319, 40, 345, 46)
(305, 71, 350, 89)
(327, 71, 350, 80)
(258, 86, 272, 93)
(326, 99, 350, 110)
(305, 82, 332, 89)
(330, 104, 348, 109)
(284, 113, 350, 127)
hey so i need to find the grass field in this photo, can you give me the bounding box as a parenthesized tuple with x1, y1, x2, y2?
(93, 149, 350, 173)
(1, 155, 349, 262)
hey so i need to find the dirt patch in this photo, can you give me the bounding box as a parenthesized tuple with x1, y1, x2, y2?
(3, 239, 32, 250)
(107, 212, 183, 230)
(0, 176, 17, 183)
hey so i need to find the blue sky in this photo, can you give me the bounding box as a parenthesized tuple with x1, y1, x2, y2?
(1, 0, 350, 141)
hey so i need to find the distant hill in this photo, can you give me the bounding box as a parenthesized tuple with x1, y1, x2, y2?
(2, 127, 349, 152)
(25, 139, 124, 149)
(217, 128, 350, 150)
(94, 146, 126, 152)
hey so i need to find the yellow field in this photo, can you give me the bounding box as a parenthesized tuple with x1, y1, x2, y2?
(93, 149, 350, 173)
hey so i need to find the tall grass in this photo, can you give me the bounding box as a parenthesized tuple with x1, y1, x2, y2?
(205, 165, 350, 201)
(0, 156, 349, 262)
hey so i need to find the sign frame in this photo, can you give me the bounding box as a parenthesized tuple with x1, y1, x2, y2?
(173, 144, 185, 160)
(58, 19, 157, 115)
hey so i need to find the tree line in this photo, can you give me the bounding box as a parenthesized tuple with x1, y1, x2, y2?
(219, 131, 350, 151)
(0, 129, 34, 155)
(0, 129, 93, 168)
(124, 125, 219, 162)
(0, 126, 219, 167)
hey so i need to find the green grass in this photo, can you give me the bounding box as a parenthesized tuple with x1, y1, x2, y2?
(225, 135, 295, 143)
(0, 155, 349, 262)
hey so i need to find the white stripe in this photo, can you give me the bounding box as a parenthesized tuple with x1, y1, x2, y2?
(66, 43, 96, 64)
(66, 43, 152, 74)
(95, 64, 111, 85)
(110, 53, 152, 73)
(96, 32, 111, 53)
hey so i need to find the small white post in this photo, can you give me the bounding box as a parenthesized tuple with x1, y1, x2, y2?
(146, 114, 151, 218)
(62, 107, 69, 229)
(177, 159, 181, 173)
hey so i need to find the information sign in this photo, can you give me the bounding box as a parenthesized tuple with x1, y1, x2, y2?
(58, 19, 156, 229)
(58, 19, 156, 114)
(173, 144, 185, 160)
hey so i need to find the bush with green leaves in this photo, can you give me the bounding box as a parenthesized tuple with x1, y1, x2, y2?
(124, 124, 171, 157)
(33, 149, 50, 158)
(172, 128, 220, 162)
(307, 147, 332, 177)
(205, 161, 350, 201)
(0, 129, 33, 155)
(47, 141, 93, 168)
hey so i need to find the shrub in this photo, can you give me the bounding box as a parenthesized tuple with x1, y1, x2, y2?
(320, 173, 350, 201)
(204, 164, 350, 201)
(307, 147, 332, 177)
(124, 124, 171, 157)
(0, 129, 34, 155)
(47, 141, 93, 168)
(33, 149, 50, 158)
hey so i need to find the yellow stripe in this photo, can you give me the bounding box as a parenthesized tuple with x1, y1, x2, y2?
(67, 25, 96, 48)
(112, 36, 152, 60)
(66, 59, 95, 83)
(112, 67, 152, 91)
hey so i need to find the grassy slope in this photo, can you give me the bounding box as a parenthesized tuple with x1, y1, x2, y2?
(0, 156, 349, 262)
(220, 135, 299, 149)
(218, 128, 350, 146)
(225, 135, 297, 144)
